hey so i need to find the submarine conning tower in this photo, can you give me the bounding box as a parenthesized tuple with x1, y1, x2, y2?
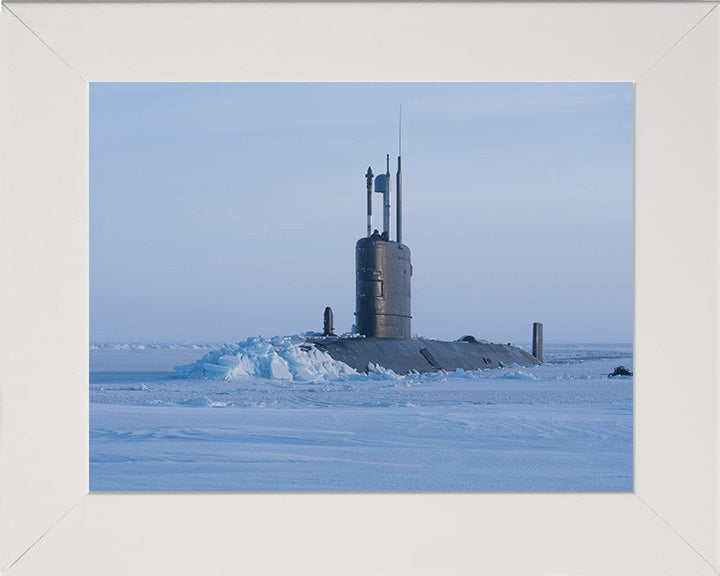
(356, 153, 412, 339)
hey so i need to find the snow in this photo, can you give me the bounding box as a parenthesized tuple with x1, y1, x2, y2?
(90, 343, 633, 491)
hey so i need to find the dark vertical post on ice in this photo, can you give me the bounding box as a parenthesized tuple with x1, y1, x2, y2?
(323, 307, 335, 336)
(532, 322, 543, 362)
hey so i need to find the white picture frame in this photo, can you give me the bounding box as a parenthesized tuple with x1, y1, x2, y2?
(1, 2, 718, 574)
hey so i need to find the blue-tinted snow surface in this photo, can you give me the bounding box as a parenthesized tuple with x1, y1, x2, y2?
(90, 342, 632, 491)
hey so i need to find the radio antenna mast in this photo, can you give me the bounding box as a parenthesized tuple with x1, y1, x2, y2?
(398, 104, 402, 156)
(396, 105, 403, 244)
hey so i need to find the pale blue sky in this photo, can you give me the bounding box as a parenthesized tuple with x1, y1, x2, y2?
(91, 83, 633, 344)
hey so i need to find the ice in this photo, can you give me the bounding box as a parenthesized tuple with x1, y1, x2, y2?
(174, 335, 358, 382)
(501, 370, 538, 380)
(90, 342, 633, 491)
(90, 343, 218, 351)
(366, 363, 403, 380)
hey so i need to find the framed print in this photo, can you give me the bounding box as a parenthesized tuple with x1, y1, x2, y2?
(88, 80, 633, 493)
(1, 2, 719, 575)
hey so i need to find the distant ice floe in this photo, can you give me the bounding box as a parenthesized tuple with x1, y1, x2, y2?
(90, 343, 218, 351)
(174, 335, 359, 382)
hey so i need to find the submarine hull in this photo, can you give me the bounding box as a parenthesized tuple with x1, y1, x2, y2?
(311, 337, 539, 374)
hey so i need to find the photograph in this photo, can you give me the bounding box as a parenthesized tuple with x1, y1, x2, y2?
(90, 82, 633, 491)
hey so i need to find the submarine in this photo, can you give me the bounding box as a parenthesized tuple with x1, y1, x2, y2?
(308, 151, 541, 375)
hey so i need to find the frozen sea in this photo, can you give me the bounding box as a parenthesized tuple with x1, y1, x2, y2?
(90, 341, 633, 491)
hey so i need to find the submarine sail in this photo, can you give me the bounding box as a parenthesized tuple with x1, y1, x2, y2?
(356, 154, 411, 338)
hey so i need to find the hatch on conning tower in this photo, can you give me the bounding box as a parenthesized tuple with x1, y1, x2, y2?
(355, 151, 412, 339)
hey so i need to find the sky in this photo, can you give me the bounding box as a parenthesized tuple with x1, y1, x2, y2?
(90, 82, 633, 344)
